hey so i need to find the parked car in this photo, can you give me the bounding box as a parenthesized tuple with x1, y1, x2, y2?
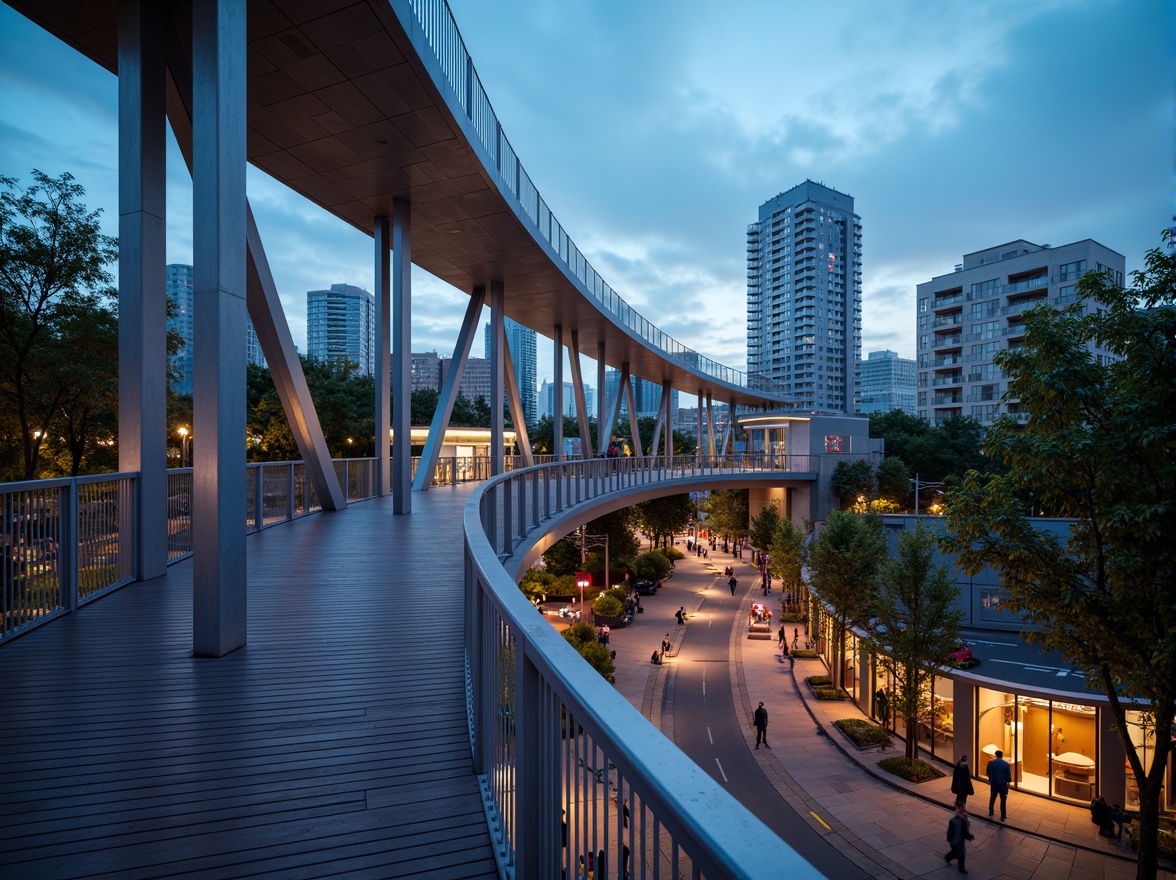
(633, 579, 660, 595)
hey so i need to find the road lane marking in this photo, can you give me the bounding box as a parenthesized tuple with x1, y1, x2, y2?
(707, 726, 713, 744)
(809, 810, 831, 831)
(715, 758, 728, 783)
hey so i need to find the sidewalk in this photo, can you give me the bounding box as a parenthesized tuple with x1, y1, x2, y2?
(607, 550, 1173, 880)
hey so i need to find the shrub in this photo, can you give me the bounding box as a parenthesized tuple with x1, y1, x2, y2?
(834, 718, 892, 748)
(561, 623, 615, 683)
(815, 687, 847, 701)
(634, 551, 672, 581)
(545, 574, 579, 598)
(593, 594, 625, 617)
(791, 649, 820, 659)
(879, 756, 943, 783)
(807, 675, 831, 687)
(778, 612, 803, 623)
(519, 569, 554, 601)
(605, 586, 628, 603)
(663, 546, 685, 561)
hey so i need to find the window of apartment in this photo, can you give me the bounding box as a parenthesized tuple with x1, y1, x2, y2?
(976, 320, 1000, 339)
(972, 342, 1000, 357)
(919, 298, 929, 313)
(1058, 259, 1087, 281)
(1097, 263, 1124, 285)
(969, 301, 999, 320)
(978, 383, 999, 401)
(970, 279, 999, 298)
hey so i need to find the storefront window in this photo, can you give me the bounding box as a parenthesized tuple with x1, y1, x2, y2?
(872, 662, 895, 733)
(845, 633, 859, 702)
(1019, 697, 1052, 797)
(932, 676, 954, 755)
(916, 677, 934, 757)
(1046, 701, 1097, 803)
(976, 687, 1022, 784)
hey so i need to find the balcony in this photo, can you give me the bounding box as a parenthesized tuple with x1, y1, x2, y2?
(1005, 274, 1049, 295)
(932, 292, 964, 309)
(932, 393, 963, 405)
(932, 315, 963, 328)
(932, 375, 963, 387)
(932, 356, 963, 367)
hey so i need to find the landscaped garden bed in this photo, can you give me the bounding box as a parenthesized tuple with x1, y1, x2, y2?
(806, 675, 847, 700)
(878, 755, 944, 783)
(833, 718, 892, 751)
(790, 649, 820, 659)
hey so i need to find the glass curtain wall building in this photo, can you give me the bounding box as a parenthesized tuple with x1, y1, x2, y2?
(306, 283, 376, 376)
(747, 180, 862, 413)
(484, 317, 537, 427)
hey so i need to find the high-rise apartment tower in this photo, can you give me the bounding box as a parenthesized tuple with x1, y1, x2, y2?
(746, 180, 862, 412)
(306, 283, 376, 376)
(484, 317, 537, 427)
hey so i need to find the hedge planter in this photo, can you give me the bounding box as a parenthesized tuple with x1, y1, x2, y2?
(878, 756, 944, 783)
(805, 675, 847, 701)
(833, 718, 892, 752)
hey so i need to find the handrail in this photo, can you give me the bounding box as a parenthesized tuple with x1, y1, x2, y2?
(463, 455, 824, 878)
(397, 0, 791, 401)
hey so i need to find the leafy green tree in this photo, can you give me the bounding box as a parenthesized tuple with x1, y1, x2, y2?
(809, 510, 886, 689)
(561, 621, 615, 684)
(876, 456, 911, 510)
(701, 489, 749, 544)
(633, 550, 672, 581)
(866, 523, 962, 764)
(0, 171, 118, 480)
(831, 459, 875, 510)
(542, 508, 640, 583)
(51, 303, 119, 475)
(768, 519, 807, 602)
(943, 242, 1175, 880)
(450, 392, 491, 427)
(634, 494, 692, 548)
(410, 387, 439, 425)
(868, 410, 989, 484)
(748, 502, 781, 550)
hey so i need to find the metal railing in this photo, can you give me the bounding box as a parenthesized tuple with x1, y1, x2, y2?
(464, 455, 828, 879)
(399, 0, 791, 401)
(2, 454, 536, 641)
(2, 473, 136, 641)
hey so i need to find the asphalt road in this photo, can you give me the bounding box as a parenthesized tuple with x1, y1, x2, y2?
(670, 583, 872, 879)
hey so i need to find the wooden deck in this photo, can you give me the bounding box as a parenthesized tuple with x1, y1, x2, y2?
(0, 485, 500, 880)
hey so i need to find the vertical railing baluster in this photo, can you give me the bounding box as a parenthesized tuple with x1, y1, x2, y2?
(60, 481, 78, 613)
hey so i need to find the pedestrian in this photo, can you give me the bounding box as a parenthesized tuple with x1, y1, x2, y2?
(944, 801, 974, 874)
(676, 607, 685, 626)
(650, 649, 661, 664)
(951, 755, 975, 804)
(661, 633, 671, 658)
(778, 623, 786, 648)
(1090, 795, 1115, 838)
(622, 796, 630, 828)
(729, 575, 737, 596)
(597, 849, 607, 880)
(986, 748, 1012, 820)
(752, 701, 770, 749)
(875, 687, 890, 729)
(1108, 802, 1129, 840)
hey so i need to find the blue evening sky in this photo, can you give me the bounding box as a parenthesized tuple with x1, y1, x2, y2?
(0, 0, 1169, 391)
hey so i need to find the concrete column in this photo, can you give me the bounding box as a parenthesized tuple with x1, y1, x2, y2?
(552, 325, 564, 461)
(706, 392, 716, 457)
(697, 390, 704, 461)
(596, 340, 607, 455)
(374, 215, 391, 496)
(567, 330, 593, 458)
(489, 281, 505, 476)
(191, 0, 247, 657)
(118, 0, 168, 582)
(392, 199, 411, 513)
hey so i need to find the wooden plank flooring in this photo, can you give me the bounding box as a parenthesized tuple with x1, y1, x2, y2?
(0, 485, 500, 880)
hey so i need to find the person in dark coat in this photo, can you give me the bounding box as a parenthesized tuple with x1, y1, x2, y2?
(752, 702, 770, 749)
(986, 749, 1012, 820)
(951, 755, 975, 804)
(1090, 795, 1115, 837)
(944, 801, 974, 873)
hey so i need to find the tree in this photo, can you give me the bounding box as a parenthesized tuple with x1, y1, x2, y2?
(561, 621, 615, 684)
(865, 524, 962, 765)
(748, 502, 781, 550)
(700, 489, 749, 544)
(808, 510, 886, 689)
(542, 508, 640, 582)
(634, 494, 692, 548)
(768, 518, 807, 604)
(0, 171, 118, 480)
(943, 242, 1176, 880)
(868, 410, 989, 484)
(831, 458, 875, 510)
(410, 387, 439, 425)
(876, 456, 911, 510)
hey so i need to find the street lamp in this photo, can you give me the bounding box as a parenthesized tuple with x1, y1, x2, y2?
(909, 473, 944, 516)
(178, 426, 190, 469)
(575, 570, 591, 619)
(578, 525, 610, 620)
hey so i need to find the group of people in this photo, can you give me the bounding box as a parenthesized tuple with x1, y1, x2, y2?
(1090, 795, 1130, 840)
(651, 633, 672, 665)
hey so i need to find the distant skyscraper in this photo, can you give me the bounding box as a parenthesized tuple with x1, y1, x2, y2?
(916, 239, 1124, 426)
(603, 370, 677, 422)
(167, 263, 264, 396)
(537, 380, 594, 421)
(410, 352, 443, 392)
(306, 283, 376, 375)
(746, 180, 862, 413)
(484, 317, 537, 427)
(859, 350, 915, 416)
(441, 356, 492, 407)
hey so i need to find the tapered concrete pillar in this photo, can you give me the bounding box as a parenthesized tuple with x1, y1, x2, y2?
(567, 330, 593, 458)
(553, 325, 564, 460)
(191, 0, 247, 657)
(697, 391, 704, 460)
(374, 215, 391, 496)
(118, 0, 168, 582)
(596, 340, 607, 454)
(489, 281, 505, 475)
(392, 199, 411, 513)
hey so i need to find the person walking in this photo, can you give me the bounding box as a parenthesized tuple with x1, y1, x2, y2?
(951, 756, 975, 805)
(986, 749, 1012, 820)
(728, 574, 737, 596)
(660, 633, 670, 661)
(944, 801, 974, 874)
(752, 702, 770, 749)
(874, 687, 890, 729)
(675, 607, 686, 626)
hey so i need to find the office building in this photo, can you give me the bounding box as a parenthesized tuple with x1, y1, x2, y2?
(441, 356, 492, 407)
(167, 263, 265, 397)
(537, 380, 594, 421)
(746, 180, 862, 413)
(859, 350, 915, 416)
(410, 352, 443, 392)
(484, 317, 537, 427)
(306, 283, 376, 376)
(603, 371, 677, 423)
(916, 239, 1124, 426)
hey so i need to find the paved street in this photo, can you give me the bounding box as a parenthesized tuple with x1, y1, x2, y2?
(601, 548, 1172, 880)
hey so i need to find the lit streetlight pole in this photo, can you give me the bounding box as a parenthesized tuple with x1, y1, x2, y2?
(178, 426, 190, 469)
(909, 473, 945, 516)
